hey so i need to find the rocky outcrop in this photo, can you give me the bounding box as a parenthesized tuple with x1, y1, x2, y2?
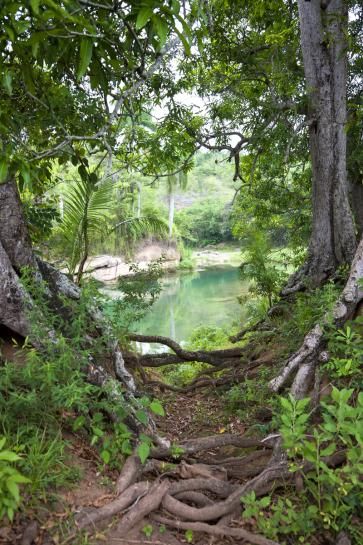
(84, 241, 181, 283)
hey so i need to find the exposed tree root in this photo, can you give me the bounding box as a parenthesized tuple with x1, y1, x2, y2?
(114, 480, 170, 535)
(116, 455, 142, 495)
(229, 319, 271, 343)
(151, 433, 270, 459)
(167, 478, 237, 498)
(76, 482, 150, 530)
(270, 236, 363, 397)
(126, 333, 247, 367)
(150, 514, 281, 545)
(174, 491, 214, 507)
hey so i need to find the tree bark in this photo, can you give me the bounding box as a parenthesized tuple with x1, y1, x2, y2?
(0, 178, 137, 394)
(285, 0, 356, 291)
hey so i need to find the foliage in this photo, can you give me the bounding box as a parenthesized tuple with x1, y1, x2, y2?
(0, 273, 163, 510)
(274, 282, 341, 353)
(0, 0, 191, 193)
(222, 366, 276, 428)
(242, 492, 317, 543)
(23, 196, 61, 245)
(0, 437, 30, 522)
(177, 246, 196, 271)
(187, 325, 231, 351)
(175, 200, 233, 247)
(325, 324, 363, 383)
(279, 390, 363, 537)
(239, 229, 289, 307)
(103, 260, 164, 335)
(241, 389, 363, 543)
(59, 170, 168, 281)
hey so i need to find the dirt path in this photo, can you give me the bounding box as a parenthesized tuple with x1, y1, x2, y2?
(7, 388, 269, 545)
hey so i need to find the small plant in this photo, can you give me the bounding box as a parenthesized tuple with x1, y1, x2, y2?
(279, 389, 363, 535)
(325, 324, 363, 380)
(239, 229, 288, 308)
(142, 524, 153, 538)
(241, 491, 316, 542)
(242, 389, 363, 543)
(185, 529, 194, 543)
(103, 259, 164, 334)
(170, 444, 185, 459)
(0, 437, 30, 521)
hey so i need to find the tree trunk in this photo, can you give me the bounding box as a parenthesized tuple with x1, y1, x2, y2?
(0, 179, 37, 272)
(136, 181, 142, 219)
(0, 177, 136, 393)
(285, 0, 356, 291)
(168, 189, 175, 240)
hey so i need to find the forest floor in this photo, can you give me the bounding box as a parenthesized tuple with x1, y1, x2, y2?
(3, 380, 275, 545)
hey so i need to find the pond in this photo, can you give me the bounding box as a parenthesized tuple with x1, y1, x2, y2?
(133, 266, 249, 348)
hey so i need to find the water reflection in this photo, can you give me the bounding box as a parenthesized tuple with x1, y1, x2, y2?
(135, 266, 248, 349)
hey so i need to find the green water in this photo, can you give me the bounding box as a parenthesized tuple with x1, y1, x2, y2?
(136, 266, 248, 346)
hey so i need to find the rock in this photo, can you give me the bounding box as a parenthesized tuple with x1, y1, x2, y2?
(83, 241, 181, 283)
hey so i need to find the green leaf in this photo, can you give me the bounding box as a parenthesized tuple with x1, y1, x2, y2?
(153, 16, 168, 47)
(5, 479, 19, 503)
(174, 28, 190, 55)
(2, 72, 12, 96)
(4, 25, 15, 41)
(30, 0, 40, 14)
(280, 396, 293, 410)
(320, 443, 336, 457)
(77, 37, 93, 80)
(11, 474, 30, 484)
(78, 164, 88, 181)
(101, 450, 111, 464)
(135, 7, 153, 30)
(136, 410, 149, 425)
(7, 507, 14, 522)
(0, 451, 20, 462)
(259, 496, 271, 508)
(150, 400, 165, 416)
(137, 442, 150, 464)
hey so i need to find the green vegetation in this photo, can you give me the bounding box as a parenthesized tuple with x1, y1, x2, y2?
(262, 388, 363, 541)
(0, 0, 362, 543)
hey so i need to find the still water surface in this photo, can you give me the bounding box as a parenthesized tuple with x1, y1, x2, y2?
(136, 266, 249, 346)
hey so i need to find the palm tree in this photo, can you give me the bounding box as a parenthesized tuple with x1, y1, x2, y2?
(166, 171, 188, 241)
(61, 173, 168, 283)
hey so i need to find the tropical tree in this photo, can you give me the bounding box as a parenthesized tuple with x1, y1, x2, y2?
(163, 0, 363, 289)
(0, 0, 189, 341)
(61, 171, 168, 283)
(166, 171, 188, 240)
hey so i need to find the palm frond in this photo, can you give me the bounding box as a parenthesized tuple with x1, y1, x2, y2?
(61, 178, 114, 273)
(111, 213, 168, 242)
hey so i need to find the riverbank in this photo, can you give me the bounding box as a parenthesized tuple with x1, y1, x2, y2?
(84, 243, 242, 282)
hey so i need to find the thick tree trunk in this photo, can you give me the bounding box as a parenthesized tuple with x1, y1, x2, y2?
(0, 177, 136, 393)
(271, 234, 363, 397)
(285, 0, 356, 292)
(0, 179, 37, 272)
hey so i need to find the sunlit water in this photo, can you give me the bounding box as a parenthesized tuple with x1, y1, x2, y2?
(106, 266, 249, 351)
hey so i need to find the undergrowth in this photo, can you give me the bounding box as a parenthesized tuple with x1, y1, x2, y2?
(0, 273, 164, 522)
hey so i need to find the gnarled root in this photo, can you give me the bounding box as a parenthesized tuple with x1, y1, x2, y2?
(151, 433, 269, 459)
(150, 514, 281, 545)
(270, 236, 363, 397)
(76, 481, 150, 530)
(114, 479, 170, 535)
